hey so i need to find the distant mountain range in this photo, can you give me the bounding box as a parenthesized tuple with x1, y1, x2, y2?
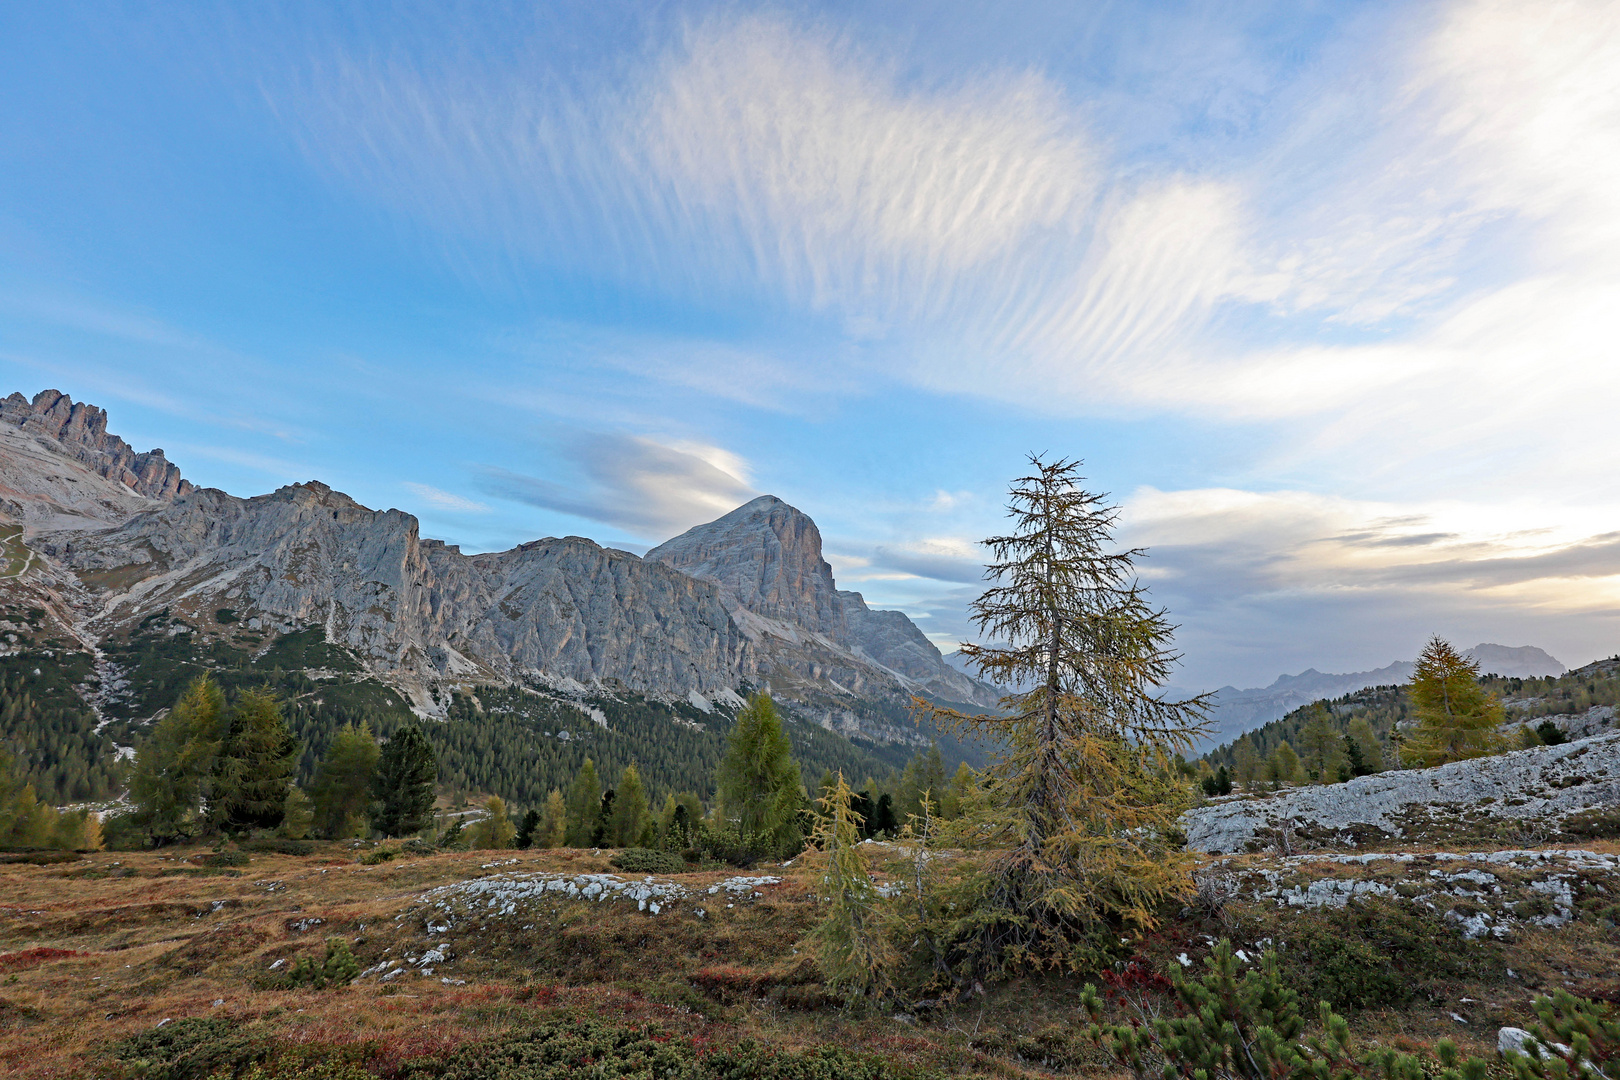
(0, 389, 995, 749)
(947, 640, 1565, 756)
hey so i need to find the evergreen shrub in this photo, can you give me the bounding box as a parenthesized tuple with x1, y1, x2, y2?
(608, 847, 684, 874)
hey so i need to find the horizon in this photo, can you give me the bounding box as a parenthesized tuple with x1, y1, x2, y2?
(3, 2, 1617, 689)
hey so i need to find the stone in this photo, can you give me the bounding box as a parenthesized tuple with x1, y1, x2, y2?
(1182, 733, 1620, 853)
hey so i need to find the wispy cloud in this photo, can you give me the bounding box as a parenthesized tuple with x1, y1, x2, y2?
(402, 482, 490, 514)
(482, 432, 755, 538)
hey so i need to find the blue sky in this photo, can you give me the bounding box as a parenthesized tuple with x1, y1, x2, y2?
(3, 0, 1618, 688)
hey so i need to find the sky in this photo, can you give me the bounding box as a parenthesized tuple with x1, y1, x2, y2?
(2, 0, 1618, 690)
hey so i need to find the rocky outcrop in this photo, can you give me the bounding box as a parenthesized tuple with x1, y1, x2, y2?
(1182, 733, 1620, 854)
(839, 591, 989, 705)
(2, 391, 191, 502)
(648, 496, 844, 637)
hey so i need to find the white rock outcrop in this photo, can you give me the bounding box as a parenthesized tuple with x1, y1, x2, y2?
(1183, 733, 1620, 853)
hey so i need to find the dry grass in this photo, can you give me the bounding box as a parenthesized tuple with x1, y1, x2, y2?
(1, 840, 1615, 1078)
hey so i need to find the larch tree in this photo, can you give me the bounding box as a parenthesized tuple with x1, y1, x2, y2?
(372, 724, 438, 837)
(565, 758, 602, 847)
(716, 692, 804, 857)
(129, 675, 227, 844)
(469, 795, 515, 849)
(807, 772, 892, 996)
(916, 456, 1208, 977)
(1402, 636, 1507, 767)
(309, 721, 379, 838)
(1297, 704, 1344, 783)
(607, 762, 649, 847)
(539, 788, 568, 848)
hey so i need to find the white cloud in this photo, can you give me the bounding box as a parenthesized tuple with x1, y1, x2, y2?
(1119, 485, 1620, 687)
(484, 432, 755, 539)
(402, 482, 490, 514)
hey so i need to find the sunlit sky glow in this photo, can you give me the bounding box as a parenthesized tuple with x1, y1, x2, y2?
(3, 1, 1617, 688)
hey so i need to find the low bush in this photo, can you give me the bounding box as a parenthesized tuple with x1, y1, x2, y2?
(1084, 940, 1492, 1080)
(280, 938, 360, 989)
(1562, 807, 1620, 840)
(199, 850, 250, 867)
(0, 850, 82, 864)
(106, 1016, 274, 1080)
(1250, 898, 1503, 1010)
(241, 838, 314, 856)
(359, 848, 396, 865)
(397, 1018, 934, 1079)
(608, 847, 685, 874)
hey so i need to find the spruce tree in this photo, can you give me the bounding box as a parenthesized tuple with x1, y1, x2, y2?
(917, 456, 1208, 976)
(565, 758, 602, 847)
(372, 724, 437, 837)
(716, 692, 804, 857)
(211, 689, 299, 832)
(310, 721, 379, 838)
(1402, 637, 1507, 767)
(514, 808, 540, 849)
(129, 675, 227, 844)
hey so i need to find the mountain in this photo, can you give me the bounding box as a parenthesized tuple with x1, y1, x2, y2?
(648, 496, 995, 709)
(1184, 644, 1566, 754)
(2, 389, 990, 735)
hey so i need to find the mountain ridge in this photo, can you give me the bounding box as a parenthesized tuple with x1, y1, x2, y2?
(2, 390, 993, 744)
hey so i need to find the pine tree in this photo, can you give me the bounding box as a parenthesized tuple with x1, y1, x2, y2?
(916, 456, 1208, 976)
(514, 808, 540, 849)
(372, 724, 437, 837)
(1346, 717, 1383, 775)
(310, 721, 379, 838)
(607, 763, 649, 848)
(716, 692, 804, 857)
(129, 675, 227, 844)
(211, 689, 299, 832)
(1402, 637, 1507, 767)
(565, 758, 602, 847)
(808, 772, 892, 997)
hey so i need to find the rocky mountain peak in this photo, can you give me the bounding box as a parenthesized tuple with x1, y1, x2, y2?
(647, 494, 843, 637)
(1, 389, 192, 501)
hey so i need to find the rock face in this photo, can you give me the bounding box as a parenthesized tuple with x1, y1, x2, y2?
(2, 390, 191, 502)
(37, 481, 758, 712)
(1181, 732, 1620, 854)
(649, 496, 995, 707)
(4, 391, 992, 719)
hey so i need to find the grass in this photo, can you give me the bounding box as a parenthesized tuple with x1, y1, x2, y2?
(0, 839, 1615, 1078)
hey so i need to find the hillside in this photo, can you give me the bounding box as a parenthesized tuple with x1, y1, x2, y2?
(1201, 655, 1620, 776)
(1182, 644, 1566, 754)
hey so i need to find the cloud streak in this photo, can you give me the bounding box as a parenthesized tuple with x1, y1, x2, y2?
(483, 432, 755, 539)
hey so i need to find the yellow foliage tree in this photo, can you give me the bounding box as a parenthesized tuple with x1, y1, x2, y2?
(807, 772, 892, 997)
(917, 456, 1208, 978)
(1401, 636, 1506, 767)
